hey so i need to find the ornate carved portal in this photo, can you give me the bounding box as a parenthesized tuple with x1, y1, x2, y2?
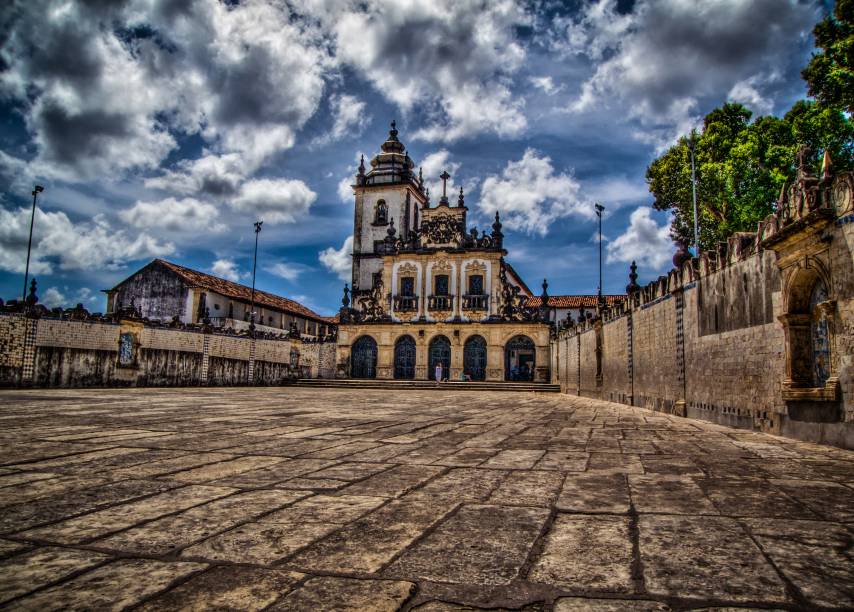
(463, 335, 487, 381)
(350, 336, 377, 379)
(394, 335, 416, 380)
(505, 335, 535, 381)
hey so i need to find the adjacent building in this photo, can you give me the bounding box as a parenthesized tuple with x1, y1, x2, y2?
(105, 259, 333, 339)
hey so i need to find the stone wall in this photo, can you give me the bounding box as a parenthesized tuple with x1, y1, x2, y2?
(0, 314, 336, 388)
(551, 168, 854, 449)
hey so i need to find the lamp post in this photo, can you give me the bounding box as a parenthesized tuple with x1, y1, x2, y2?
(249, 221, 263, 335)
(689, 130, 699, 255)
(22, 185, 44, 303)
(595, 202, 605, 305)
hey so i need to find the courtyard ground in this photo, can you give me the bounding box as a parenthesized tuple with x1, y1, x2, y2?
(0, 387, 851, 611)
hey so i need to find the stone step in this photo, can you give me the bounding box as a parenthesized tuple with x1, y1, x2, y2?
(289, 379, 561, 393)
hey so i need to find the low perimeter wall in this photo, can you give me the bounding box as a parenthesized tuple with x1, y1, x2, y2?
(551, 175, 854, 449)
(0, 315, 336, 388)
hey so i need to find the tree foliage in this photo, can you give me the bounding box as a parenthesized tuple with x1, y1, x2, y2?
(646, 102, 854, 250)
(802, 0, 854, 114)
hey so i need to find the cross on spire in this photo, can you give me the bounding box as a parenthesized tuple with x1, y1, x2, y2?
(440, 170, 451, 197)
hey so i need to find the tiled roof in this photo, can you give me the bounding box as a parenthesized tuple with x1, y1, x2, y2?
(527, 294, 627, 308)
(143, 259, 329, 323)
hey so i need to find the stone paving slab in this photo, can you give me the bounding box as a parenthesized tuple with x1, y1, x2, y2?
(0, 387, 852, 610)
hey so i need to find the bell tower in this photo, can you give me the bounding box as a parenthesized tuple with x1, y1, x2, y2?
(350, 121, 427, 293)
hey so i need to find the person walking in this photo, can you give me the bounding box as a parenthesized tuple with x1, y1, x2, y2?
(435, 361, 443, 385)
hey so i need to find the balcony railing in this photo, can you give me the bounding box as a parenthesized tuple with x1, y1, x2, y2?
(462, 294, 489, 310)
(427, 295, 454, 311)
(393, 295, 418, 312)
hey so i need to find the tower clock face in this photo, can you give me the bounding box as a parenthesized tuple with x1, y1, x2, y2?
(832, 178, 852, 216)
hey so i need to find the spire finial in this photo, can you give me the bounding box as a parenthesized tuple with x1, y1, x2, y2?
(358, 154, 365, 175)
(342, 283, 350, 308)
(418, 166, 423, 186)
(626, 260, 640, 294)
(458, 185, 465, 207)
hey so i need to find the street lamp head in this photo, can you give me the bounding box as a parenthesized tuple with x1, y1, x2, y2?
(33, 185, 44, 195)
(594, 203, 605, 216)
(254, 221, 263, 233)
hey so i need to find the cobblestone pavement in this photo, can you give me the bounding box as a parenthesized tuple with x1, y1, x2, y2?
(0, 387, 852, 611)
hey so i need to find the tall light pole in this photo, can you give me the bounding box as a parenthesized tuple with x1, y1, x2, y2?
(689, 130, 699, 255)
(22, 185, 44, 303)
(249, 220, 263, 335)
(595, 202, 605, 305)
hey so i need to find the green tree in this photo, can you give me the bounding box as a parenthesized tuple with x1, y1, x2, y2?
(802, 0, 854, 114)
(646, 101, 854, 250)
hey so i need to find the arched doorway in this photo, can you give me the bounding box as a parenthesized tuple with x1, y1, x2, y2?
(505, 335, 535, 381)
(394, 335, 416, 380)
(428, 335, 451, 380)
(350, 336, 377, 379)
(463, 335, 487, 381)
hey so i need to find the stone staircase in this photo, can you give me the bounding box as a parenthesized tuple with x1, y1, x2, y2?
(288, 378, 562, 393)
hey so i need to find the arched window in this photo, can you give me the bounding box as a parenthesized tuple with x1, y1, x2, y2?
(375, 200, 388, 224)
(350, 336, 377, 379)
(809, 280, 831, 387)
(428, 335, 451, 380)
(394, 335, 416, 379)
(463, 335, 487, 381)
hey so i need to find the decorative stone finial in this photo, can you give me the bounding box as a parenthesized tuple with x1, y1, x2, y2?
(626, 261, 640, 294)
(389, 119, 398, 140)
(821, 149, 833, 181)
(358, 154, 365, 176)
(458, 185, 465, 207)
(26, 277, 38, 306)
(541, 278, 549, 300)
(418, 166, 423, 187)
(341, 284, 350, 308)
(672, 239, 691, 268)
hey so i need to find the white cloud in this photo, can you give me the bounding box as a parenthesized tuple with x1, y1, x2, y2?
(268, 261, 311, 282)
(314, 94, 368, 146)
(338, 176, 354, 204)
(230, 179, 316, 224)
(0, 0, 331, 181)
(41, 286, 97, 309)
(333, 0, 530, 141)
(727, 75, 775, 116)
(0, 206, 174, 274)
(420, 149, 463, 202)
(478, 149, 589, 235)
(606, 207, 673, 270)
(529, 76, 562, 95)
(319, 235, 353, 282)
(211, 258, 242, 282)
(144, 153, 247, 197)
(119, 197, 225, 234)
(561, 0, 817, 147)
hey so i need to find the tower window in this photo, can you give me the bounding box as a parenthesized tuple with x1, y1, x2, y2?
(374, 200, 388, 224)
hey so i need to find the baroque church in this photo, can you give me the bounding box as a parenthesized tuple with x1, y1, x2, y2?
(335, 122, 554, 382)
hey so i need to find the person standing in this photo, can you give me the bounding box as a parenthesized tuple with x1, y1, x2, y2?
(435, 361, 443, 384)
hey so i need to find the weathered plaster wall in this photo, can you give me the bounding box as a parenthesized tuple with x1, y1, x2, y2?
(550, 201, 854, 449)
(0, 314, 334, 388)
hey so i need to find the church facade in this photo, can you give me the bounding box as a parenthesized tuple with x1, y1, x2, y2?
(335, 123, 552, 382)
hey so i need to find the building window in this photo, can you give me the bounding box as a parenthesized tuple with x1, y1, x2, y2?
(435, 274, 449, 296)
(372, 272, 383, 289)
(810, 280, 831, 387)
(468, 274, 484, 295)
(400, 277, 415, 296)
(375, 200, 388, 224)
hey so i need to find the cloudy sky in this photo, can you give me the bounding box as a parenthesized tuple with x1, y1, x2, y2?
(0, 0, 825, 314)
